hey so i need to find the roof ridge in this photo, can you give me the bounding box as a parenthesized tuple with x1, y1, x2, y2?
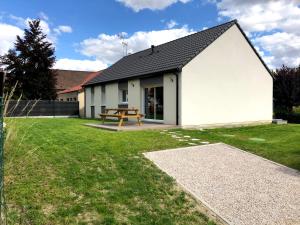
(122, 19, 237, 59)
(53, 69, 94, 73)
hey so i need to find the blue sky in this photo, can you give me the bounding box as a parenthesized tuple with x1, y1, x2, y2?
(0, 0, 299, 71)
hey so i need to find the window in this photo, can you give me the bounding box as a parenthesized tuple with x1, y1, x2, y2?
(67, 98, 70, 101)
(121, 90, 128, 103)
(73, 97, 77, 101)
(60, 99, 63, 101)
(101, 86, 106, 105)
(91, 86, 94, 105)
(118, 82, 128, 104)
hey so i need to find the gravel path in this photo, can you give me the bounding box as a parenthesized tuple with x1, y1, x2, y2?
(144, 143, 300, 225)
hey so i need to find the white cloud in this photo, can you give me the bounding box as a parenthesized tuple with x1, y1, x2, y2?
(254, 32, 300, 68)
(0, 13, 73, 53)
(216, 0, 300, 33)
(9, 14, 52, 35)
(54, 58, 107, 71)
(25, 18, 51, 35)
(166, 19, 178, 29)
(117, 0, 191, 12)
(0, 23, 23, 55)
(209, 0, 300, 68)
(38, 12, 49, 21)
(9, 14, 26, 27)
(79, 26, 194, 65)
(54, 25, 73, 34)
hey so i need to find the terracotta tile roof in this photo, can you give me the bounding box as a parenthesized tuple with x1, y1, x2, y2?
(53, 69, 93, 91)
(58, 71, 101, 94)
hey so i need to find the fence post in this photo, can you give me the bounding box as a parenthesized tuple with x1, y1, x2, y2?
(53, 100, 55, 118)
(0, 70, 5, 222)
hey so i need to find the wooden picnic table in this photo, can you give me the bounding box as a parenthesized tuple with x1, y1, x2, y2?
(99, 108, 144, 127)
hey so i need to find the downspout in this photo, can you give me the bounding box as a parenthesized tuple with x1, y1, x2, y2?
(174, 69, 181, 126)
(84, 87, 86, 118)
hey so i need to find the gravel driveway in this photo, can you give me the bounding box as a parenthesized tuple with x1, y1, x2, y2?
(144, 143, 300, 225)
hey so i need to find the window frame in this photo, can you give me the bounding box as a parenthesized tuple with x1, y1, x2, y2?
(120, 89, 128, 104)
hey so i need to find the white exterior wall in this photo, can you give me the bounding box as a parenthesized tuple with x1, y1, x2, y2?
(128, 79, 141, 111)
(78, 91, 85, 118)
(163, 73, 177, 124)
(105, 83, 119, 108)
(85, 87, 92, 118)
(181, 24, 273, 127)
(57, 92, 78, 102)
(128, 79, 141, 122)
(94, 86, 102, 118)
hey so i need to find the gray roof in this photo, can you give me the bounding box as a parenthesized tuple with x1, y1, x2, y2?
(85, 20, 247, 86)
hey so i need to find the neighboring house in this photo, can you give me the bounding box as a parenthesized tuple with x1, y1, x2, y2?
(54, 69, 92, 99)
(58, 71, 100, 117)
(83, 20, 273, 127)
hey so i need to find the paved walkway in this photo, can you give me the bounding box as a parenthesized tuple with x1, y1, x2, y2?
(144, 143, 300, 225)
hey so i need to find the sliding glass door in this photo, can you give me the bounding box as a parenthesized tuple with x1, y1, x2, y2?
(144, 87, 163, 120)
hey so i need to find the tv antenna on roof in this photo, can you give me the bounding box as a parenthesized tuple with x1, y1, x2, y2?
(118, 33, 128, 56)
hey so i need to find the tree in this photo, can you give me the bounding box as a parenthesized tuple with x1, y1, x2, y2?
(273, 65, 300, 113)
(0, 19, 57, 99)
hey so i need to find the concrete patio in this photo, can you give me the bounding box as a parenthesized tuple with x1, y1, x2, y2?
(84, 121, 177, 131)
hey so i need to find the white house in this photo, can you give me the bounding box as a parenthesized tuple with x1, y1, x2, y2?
(83, 20, 273, 128)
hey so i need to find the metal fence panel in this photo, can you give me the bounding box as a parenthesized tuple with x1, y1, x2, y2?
(5, 100, 79, 117)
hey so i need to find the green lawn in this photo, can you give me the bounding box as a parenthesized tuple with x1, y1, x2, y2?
(178, 124, 300, 171)
(4, 118, 300, 224)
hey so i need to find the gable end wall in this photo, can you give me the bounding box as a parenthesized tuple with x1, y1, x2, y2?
(181, 24, 273, 126)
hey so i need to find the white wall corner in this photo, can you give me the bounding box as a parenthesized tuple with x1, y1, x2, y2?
(163, 73, 177, 124)
(94, 85, 102, 118)
(128, 79, 141, 111)
(105, 82, 119, 108)
(85, 87, 92, 118)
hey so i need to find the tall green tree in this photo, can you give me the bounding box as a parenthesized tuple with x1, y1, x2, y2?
(273, 65, 300, 113)
(0, 19, 57, 99)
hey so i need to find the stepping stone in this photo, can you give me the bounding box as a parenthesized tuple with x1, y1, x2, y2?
(188, 143, 197, 145)
(178, 139, 188, 142)
(200, 141, 210, 144)
(168, 132, 176, 134)
(184, 135, 191, 138)
(249, 138, 265, 142)
(172, 136, 181, 139)
(191, 138, 200, 141)
(163, 130, 168, 132)
(222, 134, 235, 137)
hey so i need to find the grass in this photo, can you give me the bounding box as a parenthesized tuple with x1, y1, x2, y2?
(177, 124, 300, 170)
(294, 106, 300, 113)
(4, 118, 300, 224)
(4, 118, 212, 225)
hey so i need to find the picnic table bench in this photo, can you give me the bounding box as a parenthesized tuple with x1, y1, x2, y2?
(100, 108, 144, 127)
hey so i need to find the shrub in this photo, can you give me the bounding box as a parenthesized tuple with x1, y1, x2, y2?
(274, 111, 300, 124)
